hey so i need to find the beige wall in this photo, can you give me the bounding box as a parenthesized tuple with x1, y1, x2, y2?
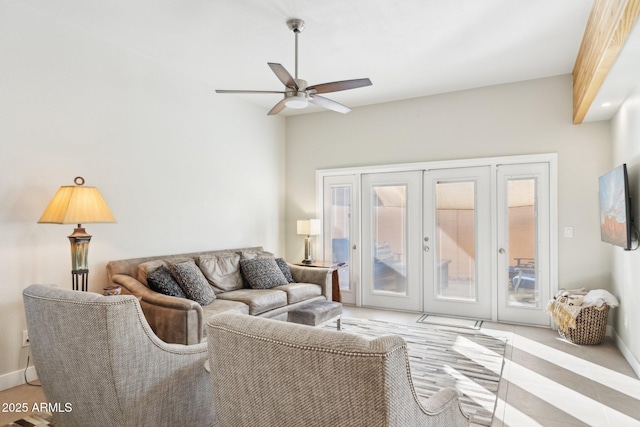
(610, 91, 640, 371)
(285, 74, 612, 305)
(0, 3, 285, 387)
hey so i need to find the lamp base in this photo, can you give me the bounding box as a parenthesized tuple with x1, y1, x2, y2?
(302, 236, 315, 265)
(68, 226, 91, 291)
(72, 269, 88, 292)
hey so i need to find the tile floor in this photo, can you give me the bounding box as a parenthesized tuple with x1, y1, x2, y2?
(0, 381, 45, 425)
(1, 306, 638, 426)
(343, 306, 640, 427)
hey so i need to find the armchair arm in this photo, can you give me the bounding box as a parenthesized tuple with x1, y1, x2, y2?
(113, 339, 214, 426)
(288, 264, 332, 301)
(110, 300, 215, 427)
(111, 274, 204, 345)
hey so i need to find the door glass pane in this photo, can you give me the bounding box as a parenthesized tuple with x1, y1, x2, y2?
(507, 179, 538, 308)
(435, 181, 476, 301)
(330, 186, 350, 291)
(372, 185, 407, 294)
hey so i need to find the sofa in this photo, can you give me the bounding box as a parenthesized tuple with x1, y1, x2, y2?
(23, 284, 215, 427)
(206, 313, 470, 426)
(106, 246, 332, 345)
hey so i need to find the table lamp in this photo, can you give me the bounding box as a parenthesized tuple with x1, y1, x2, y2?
(297, 219, 321, 264)
(38, 177, 116, 291)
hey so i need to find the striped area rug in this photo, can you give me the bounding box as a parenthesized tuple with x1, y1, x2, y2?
(417, 314, 483, 330)
(324, 317, 507, 427)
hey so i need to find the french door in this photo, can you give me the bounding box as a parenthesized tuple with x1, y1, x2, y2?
(319, 155, 555, 325)
(359, 168, 491, 316)
(497, 163, 551, 325)
(423, 167, 492, 319)
(322, 175, 358, 305)
(361, 171, 423, 311)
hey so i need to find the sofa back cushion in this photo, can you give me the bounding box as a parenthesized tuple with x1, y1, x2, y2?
(197, 253, 243, 293)
(106, 247, 265, 284)
(240, 249, 274, 260)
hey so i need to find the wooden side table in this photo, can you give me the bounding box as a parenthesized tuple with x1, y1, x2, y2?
(295, 261, 346, 303)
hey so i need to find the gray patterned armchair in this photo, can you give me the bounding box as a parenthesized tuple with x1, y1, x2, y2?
(23, 284, 215, 427)
(206, 313, 469, 427)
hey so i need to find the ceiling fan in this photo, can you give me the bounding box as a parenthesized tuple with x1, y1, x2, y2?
(215, 19, 372, 115)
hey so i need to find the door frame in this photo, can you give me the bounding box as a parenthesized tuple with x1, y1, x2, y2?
(316, 153, 558, 323)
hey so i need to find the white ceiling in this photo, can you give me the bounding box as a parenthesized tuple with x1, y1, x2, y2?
(22, 0, 639, 119)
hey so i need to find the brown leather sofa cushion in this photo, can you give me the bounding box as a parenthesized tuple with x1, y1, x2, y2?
(216, 289, 287, 315)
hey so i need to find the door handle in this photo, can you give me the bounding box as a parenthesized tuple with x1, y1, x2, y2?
(424, 246, 430, 252)
(498, 248, 505, 254)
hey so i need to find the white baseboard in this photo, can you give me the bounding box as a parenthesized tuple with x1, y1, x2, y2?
(612, 328, 640, 379)
(0, 366, 38, 392)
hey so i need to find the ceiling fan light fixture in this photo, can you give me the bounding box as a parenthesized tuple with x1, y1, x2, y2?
(284, 93, 308, 109)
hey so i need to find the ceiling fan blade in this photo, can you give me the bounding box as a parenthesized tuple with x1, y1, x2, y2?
(215, 90, 285, 94)
(268, 63, 298, 90)
(267, 99, 287, 116)
(307, 78, 372, 94)
(309, 95, 351, 114)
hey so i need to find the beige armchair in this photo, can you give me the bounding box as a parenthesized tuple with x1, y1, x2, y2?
(206, 313, 469, 427)
(23, 284, 215, 427)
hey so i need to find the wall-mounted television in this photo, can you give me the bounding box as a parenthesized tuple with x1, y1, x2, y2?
(599, 164, 633, 250)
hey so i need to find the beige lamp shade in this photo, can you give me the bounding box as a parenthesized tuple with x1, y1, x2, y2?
(38, 179, 116, 225)
(297, 219, 321, 236)
(38, 177, 116, 291)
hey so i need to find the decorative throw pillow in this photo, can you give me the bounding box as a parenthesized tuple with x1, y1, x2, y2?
(168, 259, 216, 305)
(147, 265, 187, 298)
(197, 253, 243, 293)
(275, 258, 295, 283)
(240, 257, 289, 290)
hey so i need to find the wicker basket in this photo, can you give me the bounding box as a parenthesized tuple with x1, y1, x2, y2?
(558, 305, 609, 345)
